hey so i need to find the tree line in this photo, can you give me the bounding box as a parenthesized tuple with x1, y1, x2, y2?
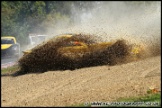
(1, 1, 96, 45)
(1, 1, 158, 46)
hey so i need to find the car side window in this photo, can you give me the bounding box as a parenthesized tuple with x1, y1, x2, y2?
(10, 39, 14, 44)
(1, 39, 14, 44)
(7, 39, 14, 44)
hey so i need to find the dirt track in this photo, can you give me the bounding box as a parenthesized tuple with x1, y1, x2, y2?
(1, 56, 161, 107)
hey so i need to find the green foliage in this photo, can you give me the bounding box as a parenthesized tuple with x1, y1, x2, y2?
(1, 1, 73, 46)
(2, 1, 91, 46)
(3, 1, 153, 47)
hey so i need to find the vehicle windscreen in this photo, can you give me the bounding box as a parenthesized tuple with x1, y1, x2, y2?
(30, 36, 46, 45)
(1, 38, 14, 44)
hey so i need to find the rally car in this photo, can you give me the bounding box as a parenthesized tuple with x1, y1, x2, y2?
(17, 33, 145, 73)
(1, 36, 20, 58)
(22, 34, 143, 59)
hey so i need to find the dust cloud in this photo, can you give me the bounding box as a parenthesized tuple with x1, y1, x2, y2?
(9, 2, 161, 76)
(43, 1, 160, 57)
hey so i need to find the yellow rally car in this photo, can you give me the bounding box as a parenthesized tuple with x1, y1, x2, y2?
(17, 33, 145, 73)
(22, 34, 143, 61)
(1, 36, 20, 58)
(23, 34, 141, 64)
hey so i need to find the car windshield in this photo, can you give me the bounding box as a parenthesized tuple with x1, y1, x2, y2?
(1, 38, 14, 44)
(30, 36, 46, 45)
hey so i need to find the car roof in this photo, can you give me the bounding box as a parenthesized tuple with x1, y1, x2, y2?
(1, 36, 15, 39)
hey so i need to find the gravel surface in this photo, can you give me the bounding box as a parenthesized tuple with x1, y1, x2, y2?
(1, 56, 161, 107)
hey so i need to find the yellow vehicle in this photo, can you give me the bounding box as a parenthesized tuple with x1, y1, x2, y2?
(18, 33, 145, 73)
(22, 34, 143, 60)
(22, 34, 113, 56)
(1, 36, 20, 58)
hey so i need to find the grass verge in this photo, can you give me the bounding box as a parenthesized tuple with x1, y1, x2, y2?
(71, 93, 161, 107)
(1, 65, 20, 74)
(115, 93, 161, 107)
